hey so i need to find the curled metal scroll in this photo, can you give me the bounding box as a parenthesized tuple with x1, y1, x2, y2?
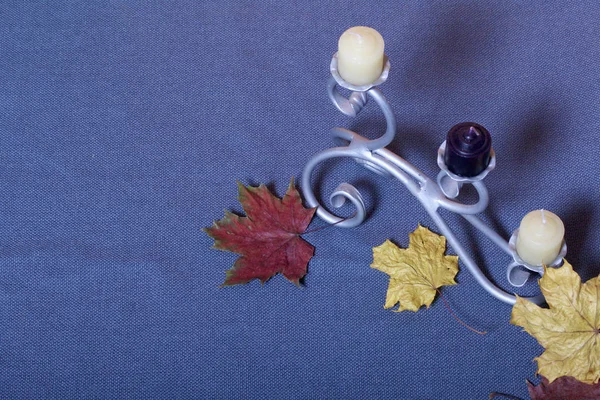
(301, 78, 409, 228)
(302, 71, 555, 306)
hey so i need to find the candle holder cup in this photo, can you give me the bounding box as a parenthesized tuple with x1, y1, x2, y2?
(507, 230, 567, 287)
(301, 53, 564, 305)
(436, 141, 496, 199)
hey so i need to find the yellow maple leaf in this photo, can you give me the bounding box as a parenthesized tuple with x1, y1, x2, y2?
(511, 261, 600, 384)
(370, 224, 459, 312)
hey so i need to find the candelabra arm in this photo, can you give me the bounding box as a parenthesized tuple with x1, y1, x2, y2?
(364, 88, 396, 150)
(461, 214, 512, 256)
(327, 77, 396, 151)
(437, 181, 490, 215)
(375, 147, 428, 184)
(301, 147, 368, 228)
(327, 77, 368, 117)
(301, 146, 420, 228)
(426, 208, 545, 305)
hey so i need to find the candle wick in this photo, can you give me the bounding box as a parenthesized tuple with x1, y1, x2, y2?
(541, 209, 546, 224)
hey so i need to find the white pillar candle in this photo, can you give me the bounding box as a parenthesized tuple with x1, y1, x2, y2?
(337, 26, 385, 86)
(516, 209, 565, 266)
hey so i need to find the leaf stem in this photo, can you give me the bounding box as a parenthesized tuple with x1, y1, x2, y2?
(302, 212, 357, 235)
(436, 288, 487, 335)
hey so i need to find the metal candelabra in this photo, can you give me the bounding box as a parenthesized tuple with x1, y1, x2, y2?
(301, 53, 566, 305)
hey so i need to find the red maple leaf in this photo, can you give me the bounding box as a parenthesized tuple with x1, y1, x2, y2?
(205, 179, 316, 286)
(527, 376, 600, 400)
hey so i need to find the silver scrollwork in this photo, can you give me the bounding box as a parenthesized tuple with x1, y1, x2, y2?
(301, 55, 561, 305)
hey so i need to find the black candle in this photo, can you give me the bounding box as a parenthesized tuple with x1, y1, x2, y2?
(444, 122, 492, 177)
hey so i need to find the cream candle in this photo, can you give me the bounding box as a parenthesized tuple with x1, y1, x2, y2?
(337, 26, 384, 86)
(516, 209, 565, 266)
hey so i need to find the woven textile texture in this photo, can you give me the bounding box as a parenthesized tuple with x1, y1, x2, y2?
(1, 1, 600, 399)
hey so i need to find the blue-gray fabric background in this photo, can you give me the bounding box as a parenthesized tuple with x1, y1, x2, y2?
(1, 1, 599, 399)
